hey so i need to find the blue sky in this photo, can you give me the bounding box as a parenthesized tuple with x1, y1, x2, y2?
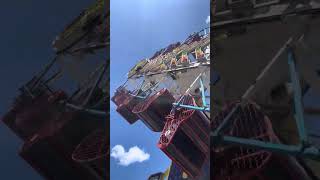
(110, 0, 209, 179)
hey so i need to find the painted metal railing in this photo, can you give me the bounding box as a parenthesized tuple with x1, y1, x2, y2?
(173, 73, 210, 112)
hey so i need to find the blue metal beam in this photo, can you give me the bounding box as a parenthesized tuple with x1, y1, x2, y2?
(214, 136, 320, 161)
(288, 49, 308, 144)
(172, 103, 210, 112)
(199, 77, 207, 107)
(221, 136, 300, 154)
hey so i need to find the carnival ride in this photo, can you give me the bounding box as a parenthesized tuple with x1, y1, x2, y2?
(112, 28, 210, 179)
(212, 0, 320, 179)
(2, 0, 109, 179)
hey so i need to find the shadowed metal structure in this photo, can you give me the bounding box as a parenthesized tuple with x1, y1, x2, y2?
(1, 0, 109, 179)
(211, 0, 320, 179)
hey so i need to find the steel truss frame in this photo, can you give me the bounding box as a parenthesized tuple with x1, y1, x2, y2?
(22, 54, 108, 118)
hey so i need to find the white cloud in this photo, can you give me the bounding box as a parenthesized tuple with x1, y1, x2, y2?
(206, 15, 210, 24)
(111, 145, 150, 166)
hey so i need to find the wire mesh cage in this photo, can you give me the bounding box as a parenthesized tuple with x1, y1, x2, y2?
(211, 101, 278, 180)
(20, 137, 92, 180)
(132, 88, 175, 132)
(158, 94, 210, 178)
(19, 110, 103, 180)
(72, 129, 108, 179)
